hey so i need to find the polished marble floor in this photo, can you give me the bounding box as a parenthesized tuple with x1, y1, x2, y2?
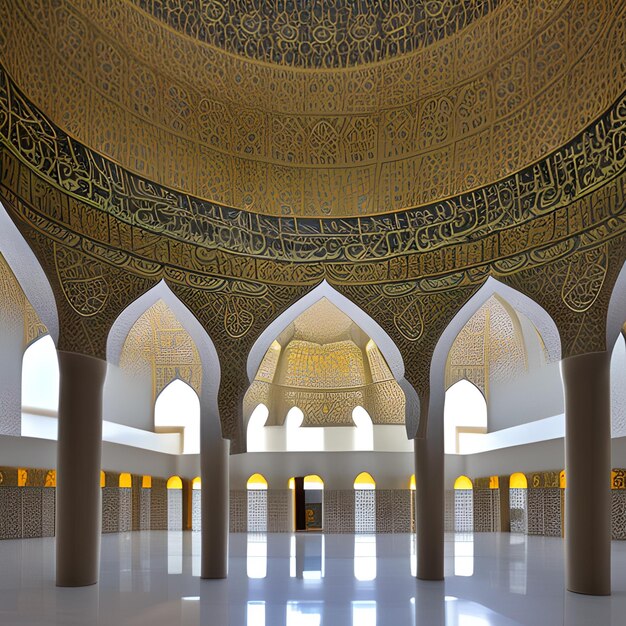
(0, 532, 625, 625)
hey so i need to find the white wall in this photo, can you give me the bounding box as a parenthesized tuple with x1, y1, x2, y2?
(488, 362, 564, 431)
(103, 364, 154, 431)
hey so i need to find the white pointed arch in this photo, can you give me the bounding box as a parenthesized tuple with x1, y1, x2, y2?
(0, 200, 59, 343)
(245, 280, 420, 436)
(428, 277, 561, 434)
(106, 280, 221, 433)
(607, 259, 626, 349)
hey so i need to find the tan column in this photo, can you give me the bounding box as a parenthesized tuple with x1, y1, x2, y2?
(562, 351, 611, 595)
(414, 404, 444, 580)
(56, 350, 107, 587)
(200, 423, 229, 579)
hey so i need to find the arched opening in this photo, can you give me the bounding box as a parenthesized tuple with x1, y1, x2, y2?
(167, 475, 183, 531)
(354, 472, 376, 533)
(352, 406, 373, 451)
(246, 403, 269, 452)
(454, 475, 474, 532)
(510, 473, 528, 534)
(289, 474, 324, 532)
(244, 282, 418, 451)
(409, 474, 416, 532)
(247, 473, 268, 532)
(155, 380, 200, 455)
(118, 473, 133, 532)
(21, 335, 59, 413)
(444, 380, 487, 454)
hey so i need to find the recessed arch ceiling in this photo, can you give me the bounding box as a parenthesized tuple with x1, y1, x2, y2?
(445, 295, 528, 397)
(120, 299, 203, 399)
(244, 298, 405, 426)
(0, 0, 622, 217)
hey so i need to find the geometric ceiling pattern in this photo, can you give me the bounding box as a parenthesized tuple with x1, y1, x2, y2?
(0, 1, 624, 449)
(445, 295, 527, 398)
(244, 299, 405, 426)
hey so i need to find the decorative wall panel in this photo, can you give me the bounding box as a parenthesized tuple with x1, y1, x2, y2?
(355, 490, 376, 533)
(612, 491, 626, 540)
(139, 488, 151, 531)
(247, 490, 268, 532)
(444, 490, 455, 532)
(20, 488, 43, 539)
(119, 489, 132, 532)
(473, 488, 500, 532)
(150, 479, 168, 530)
(167, 490, 183, 531)
(192, 490, 201, 532)
(101, 487, 121, 534)
(0, 487, 22, 539)
(324, 490, 355, 534)
(41, 488, 55, 537)
(454, 490, 474, 532)
(267, 490, 291, 533)
(392, 490, 413, 534)
(510, 488, 528, 534)
(229, 490, 248, 533)
(527, 488, 562, 537)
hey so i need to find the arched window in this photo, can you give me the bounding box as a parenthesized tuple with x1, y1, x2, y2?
(352, 406, 373, 451)
(444, 380, 487, 454)
(155, 380, 200, 454)
(119, 473, 132, 488)
(21, 335, 59, 413)
(354, 472, 376, 533)
(453, 475, 473, 532)
(247, 404, 269, 452)
(247, 474, 268, 532)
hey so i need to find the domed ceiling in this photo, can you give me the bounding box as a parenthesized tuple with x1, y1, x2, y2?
(0, 0, 622, 217)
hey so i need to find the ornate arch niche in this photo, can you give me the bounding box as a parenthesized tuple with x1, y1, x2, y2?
(107, 280, 222, 438)
(445, 294, 529, 399)
(244, 296, 406, 429)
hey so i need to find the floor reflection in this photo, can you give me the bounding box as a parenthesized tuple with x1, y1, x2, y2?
(354, 534, 377, 581)
(247, 533, 268, 578)
(290, 534, 325, 580)
(453, 533, 474, 577)
(286, 601, 323, 626)
(352, 601, 376, 625)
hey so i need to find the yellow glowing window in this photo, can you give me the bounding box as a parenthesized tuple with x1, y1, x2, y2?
(247, 473, 268, 490)
(119, 473, 132, 488)
(44, 470, 56, 488)
(489, 476, 499, 489)
(559, 470, 566, 489)
(142, 475, 152, 489)
(454, 475, 473, 490)
(17, 469, 27, 487)
(100, 471, 106, 488)
(354, 471, 375, 490)
(409, 474, 416, 491)
(304, 474, 324, 490)
(192, 477, 202, 490)
(510, 473, 528, 489)
(288, 477, 295, 490)
(167, 476, 183, 490)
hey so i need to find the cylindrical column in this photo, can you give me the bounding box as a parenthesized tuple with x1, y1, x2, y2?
(414, 402, 444, 580)
(200, 421, 229, 579)
(562, 351, 611, 595)
(56, 350, 107, 587)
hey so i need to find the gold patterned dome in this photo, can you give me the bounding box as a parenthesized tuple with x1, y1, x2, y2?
(0, 0, 623, 217)
(244, 299, 405, 426)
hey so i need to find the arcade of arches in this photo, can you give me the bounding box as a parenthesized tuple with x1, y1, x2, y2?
(0, 1, 625, 623)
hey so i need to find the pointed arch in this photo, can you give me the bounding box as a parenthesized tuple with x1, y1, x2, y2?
(106, 280, 221, 434)
(245, 279, 420, 435)
(0, 200, 59, 343)
(429, 277, 561, 431)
